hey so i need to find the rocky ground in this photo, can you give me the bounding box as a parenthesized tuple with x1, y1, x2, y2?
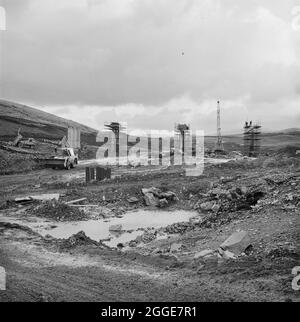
(0, 155, 299, 302)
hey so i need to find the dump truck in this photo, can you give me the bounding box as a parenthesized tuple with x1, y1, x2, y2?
(45, 148, 78, 170)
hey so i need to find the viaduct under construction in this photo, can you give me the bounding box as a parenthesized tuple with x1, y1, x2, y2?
(243, 121, 261, 157)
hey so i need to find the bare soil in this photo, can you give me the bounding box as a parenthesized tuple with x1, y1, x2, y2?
(0, 157, 299, 302)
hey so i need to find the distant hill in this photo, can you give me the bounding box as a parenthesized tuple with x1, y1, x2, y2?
(205, 128, 300, 152)
(0, 99, 97, 142)
(0, 99, 299, 152)
(263, 128, 300, 135)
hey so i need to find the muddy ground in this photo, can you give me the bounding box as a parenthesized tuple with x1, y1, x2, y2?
(0, 157, 299, 302)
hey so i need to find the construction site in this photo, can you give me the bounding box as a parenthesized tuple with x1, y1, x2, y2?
(0, 98, 299, 302)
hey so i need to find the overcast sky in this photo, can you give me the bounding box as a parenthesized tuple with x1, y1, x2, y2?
(0, 0, 300, 134)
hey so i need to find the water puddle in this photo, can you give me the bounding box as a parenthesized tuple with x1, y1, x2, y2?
(1, 209, 197, 247)
(43, 210, 196, 247)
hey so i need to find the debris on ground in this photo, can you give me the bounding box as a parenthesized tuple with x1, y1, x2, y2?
(14, 196, 35, 205)
(189, 216, 203, 225)
(220, 230, 252, 256)
(69, 204, 98, 208)
(198, 201, 217, 212)
(170, 243, 182, 253)
(266, 245, 298, 260)
(142, 187, 177, 207)
(217, 249, 237, 260)
(14, 193, 60, 205)
(194, 249, 214, 259)
(1, 148, 299, 302)
(127, 197, 139, 204)
(30, 193, 60, 201)
(28, 200, 86, 221)
(65, 198, 87, 205)
(193, 232, 251, 262)
(132, 229, 157, 245)
(201, 185, 264, 212)
(109, 224, 122, 232)
(58, 231, 102, 249)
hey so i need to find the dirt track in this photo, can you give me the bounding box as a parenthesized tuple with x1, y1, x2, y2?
(0, 160, 170, 197)
(0, 159, 299, 302)
(0, 231, 237, 302)
(0, 207, 298, 302)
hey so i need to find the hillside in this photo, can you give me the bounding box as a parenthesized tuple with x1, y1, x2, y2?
(0, 99, 97, 142)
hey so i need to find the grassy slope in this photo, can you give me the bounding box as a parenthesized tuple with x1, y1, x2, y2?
(0, 99, 97, 141)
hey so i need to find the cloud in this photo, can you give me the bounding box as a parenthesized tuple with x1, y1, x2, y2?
(1, 0, 299, 132)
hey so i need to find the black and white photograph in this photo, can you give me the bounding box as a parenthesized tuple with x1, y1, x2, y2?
(0, 0, 299, 307)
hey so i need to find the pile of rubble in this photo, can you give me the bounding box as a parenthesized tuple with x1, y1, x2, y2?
(142, 187, 177, 208)
(129, 229, 157, 247)
(129, 215, 202, 245)
(194, 185, 265, 214)
(164, 221, 197, 234)
(189, 171, 299, 216)
(54, 231, 104, 250)
(29, 200, 86, 221)
(252, 192, 300, 212)
(251, 173, 300, 212)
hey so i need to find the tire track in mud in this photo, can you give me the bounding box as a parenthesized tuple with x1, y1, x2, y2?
(1, 237, 262, 302)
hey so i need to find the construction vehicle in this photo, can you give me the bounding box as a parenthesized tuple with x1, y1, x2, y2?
(19, 138, 36, 149)
(9, 128, 22, 147)
(9, 129, 36, 149)
(45, 148, 78, 170)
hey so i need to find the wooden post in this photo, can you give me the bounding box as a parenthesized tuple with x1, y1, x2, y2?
(106, 167, 111, 179)
(85, 167, 91, 183)
(90, 167, 95, 180)
(96, 167, 104, 181)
